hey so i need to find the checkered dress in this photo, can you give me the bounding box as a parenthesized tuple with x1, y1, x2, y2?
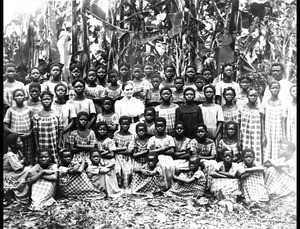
(4, 107, 34, 164)
(238, 104, 262, 164)
(286, 102, 296, 146)
(155, 104, 179, 136)
(33, 112, 63, 164)
(113, 131, 135, 188)
(133, 137, 149, 168)
(129, 163, 165, 193)
(30, 164, 57, 210)
(239, 162, 269, 203)
(165, 169, 206, 200)
(218, 140, 240, 161)
(260, 100, 286, 162)
(189, 138, 217, 157)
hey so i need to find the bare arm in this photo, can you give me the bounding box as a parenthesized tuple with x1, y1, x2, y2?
(173, 175, 197, 183)
(87, 114, 97, 129)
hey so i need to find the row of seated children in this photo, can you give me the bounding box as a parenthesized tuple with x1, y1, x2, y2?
(4, 117, 295, 210)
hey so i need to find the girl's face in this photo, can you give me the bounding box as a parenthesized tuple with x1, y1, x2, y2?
(226, 124, 236, 137)
(195, 78, 205, 90)
(132, 67, 143, 79)
(103, 99, 112, 111)
(164, 67, 175, 80)
(78, 115, 89, 127)
(247, 89, 258, 104)
(120, 66, 130, 77)
(144, 65, 153, 77)
(174, 123, 185, 136)
(51, 66, 61, 79)
(204, 87, 215, 99)
(224, 90, 235, 103)
(74, 82, 85, 94)
(186, 67, 196, 80)
(39, 151, 51, 168)
(87, 71, 97, 83)
(151, 77, 161, 88)
(184, 90, 195, 102)
(174, 79, 184, 90)
(196, 126, 206, 139)
(5, 67, 17, 81)
(160, 89, 172, 102)
(71, 68, 81, 79)
(29, 87, 41, 100)
(223, 150, 233, 165)
(290, 86, 297, 99)
(55, 85, 66, 99)
(145, 110, 155, 123)
(41, 94, 53, 107)
(202, 70, 212, 83)
(109, 73, 118, 83)
(123, 83, 134, 98)
(269, 83, 280, 96)
(243, 151, 254, 167)
(97, 68, 106, 80)
(223, 66, 233, 78)
(239, 79, 250, 91)
(30, 69, 40, 82)
(14, 90, 25, 105)
(147, 155, 158, 169)
(136, 126, 147, 138)
(97, 125, 108, 137)
(61, 151, 73, 165)
(189, 158, 199, 171)
(90, 151, 101, 165)
(120, 119, 130, 132)
(155, 121, 166, 134)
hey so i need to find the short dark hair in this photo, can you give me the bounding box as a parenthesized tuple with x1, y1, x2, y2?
(136, 122, 147, 132)
(155, 117, 166, 126)
(203, 84, 216, 94)
(72, 78, 86, 87)
(4, 63, 17, 71)
(29, 82, 41, 92)
(77, 111, 89, 119)
(183, 87, 195, 96)
(242, 148, 255, 158)
(159, 86, 172, 95)
(12, 88, 25, 98)
(119, 115, 131, 124)
(270, 62, 285, 74)
(40, 90, 54, 99)
(222, 87, 236, 97)
(163, 64, 175, 72)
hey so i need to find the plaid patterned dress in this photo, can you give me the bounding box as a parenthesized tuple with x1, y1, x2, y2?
(155, 104, 179, 136)
(32, 112, 63, 164)
(260, 100, 287, 162)
(238, 104, 262, 164)
(30, 164, 57, 210)
(133, 137, 150, 168)
(189, 138, 217, 158)
(4, 107, 34, 164)
(218, 139, 240, 162)
(238, 162, 269, 203)
(113, 131, 135, 188)
(165, 169, 206, 200)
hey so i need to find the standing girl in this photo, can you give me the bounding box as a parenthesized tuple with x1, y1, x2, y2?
(24, 67, 46, 99)
(143, 107, 157, 136)
(103, 69, 123, 102)
(236, 75, 251, 108)
(26, 83, 43, 115)
(97, 65, 108, 87)
(33, 91, 63, 164)
(155, 87, 179, 136)
(4, 89, 34, 164)
(285, 84, 296, 146)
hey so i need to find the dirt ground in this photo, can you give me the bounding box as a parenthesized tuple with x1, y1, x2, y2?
(3, 192, 296, 229)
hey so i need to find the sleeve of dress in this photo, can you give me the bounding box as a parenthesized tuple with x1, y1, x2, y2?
(32, 114, 38, 133)
(114, 100, 121, 117)
(168, 135, 176, 148)
(189, 139, 197, 154)
(68, 131, 76, 144)
(69, 103, 77, 119)
(217, 105, 225, 122)
(137, 99, 145, 116)
(88, 99, 96, 115)
(107, 138, 117, 151)
(258, 101, 265, 114)
(112, 113, 119, 125)
(215, 82, 221, 96)
(8, 153, 24, 171)
(147, 136, 155, 150)
(281, 103, 288, 118)
(210, 140, 217, 156)
(127, 135, 135, 152)
(3, 107, 11, 124)
(89, 130, 96, 145)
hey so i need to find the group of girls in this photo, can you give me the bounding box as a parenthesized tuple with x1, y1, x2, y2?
(3, 61, 296, 209)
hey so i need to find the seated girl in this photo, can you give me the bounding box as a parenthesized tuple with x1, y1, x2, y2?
(86, 149, 124, 199)
(57, 149, 104, 199)
(209, 148, 241, 202)
(165, 155, 206, 200)
(27, 148, 58, 210)
(264, 141, 296, 199)
(129, 152, 165, 195)
(3, 134, 31, 206)
(238, 148, 269, 206)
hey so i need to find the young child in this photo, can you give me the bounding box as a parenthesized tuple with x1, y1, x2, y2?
(97, 65, 108, 87)
(236, 75, 251, 108)
(161, 64, 176, 90)
(209, 148, 241, 202)
(3, 134, 31, 206)
(68, 63, 83, 100)
(238, 148, 269, 206)
(68, 111, 97, 164)
(172, 121, 191, 173)
(4, 89, 34, 164)
(184, 65, 197, 90)
(172, 77, 185, 105)
(165, 155, 206, 200)
(147, 117, 176, 189)
(26, 83, 43, 115)
(96, 96, 119, 139)
(200, 85, 224, 144)
(118, 62, 132, 84)
(264, 141, 296, 199)
(143, 107, 157, 136)
(103, 69, 123, 102)
(238, 87, 264, 164)
(193, 75, 206, 105)
(86, 148, 124, 199)
(33, 91, 63, 164)
(58, 149, 103, 198)
(84, 68, 105, 114)
(132, 63, 151, 102)
(155, 87, 179, 136)
(24, 67, 46, 100)
(202, 68, 214, 85)
(145, 73, 163, 108)
(67, 79, 97, 129)
(260, 80, 287, 161)
(285, 84, 296, 146)
(27, 148, 58, 210)
(130, 152, 165, 194)
(113, 116, 135, 189)
(132, 123, 151, 169)
(175, 87, 204, 139)
(143, 61, 154, 83)
(52, 83, 77, 149)
(218, 121, 241, 163)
